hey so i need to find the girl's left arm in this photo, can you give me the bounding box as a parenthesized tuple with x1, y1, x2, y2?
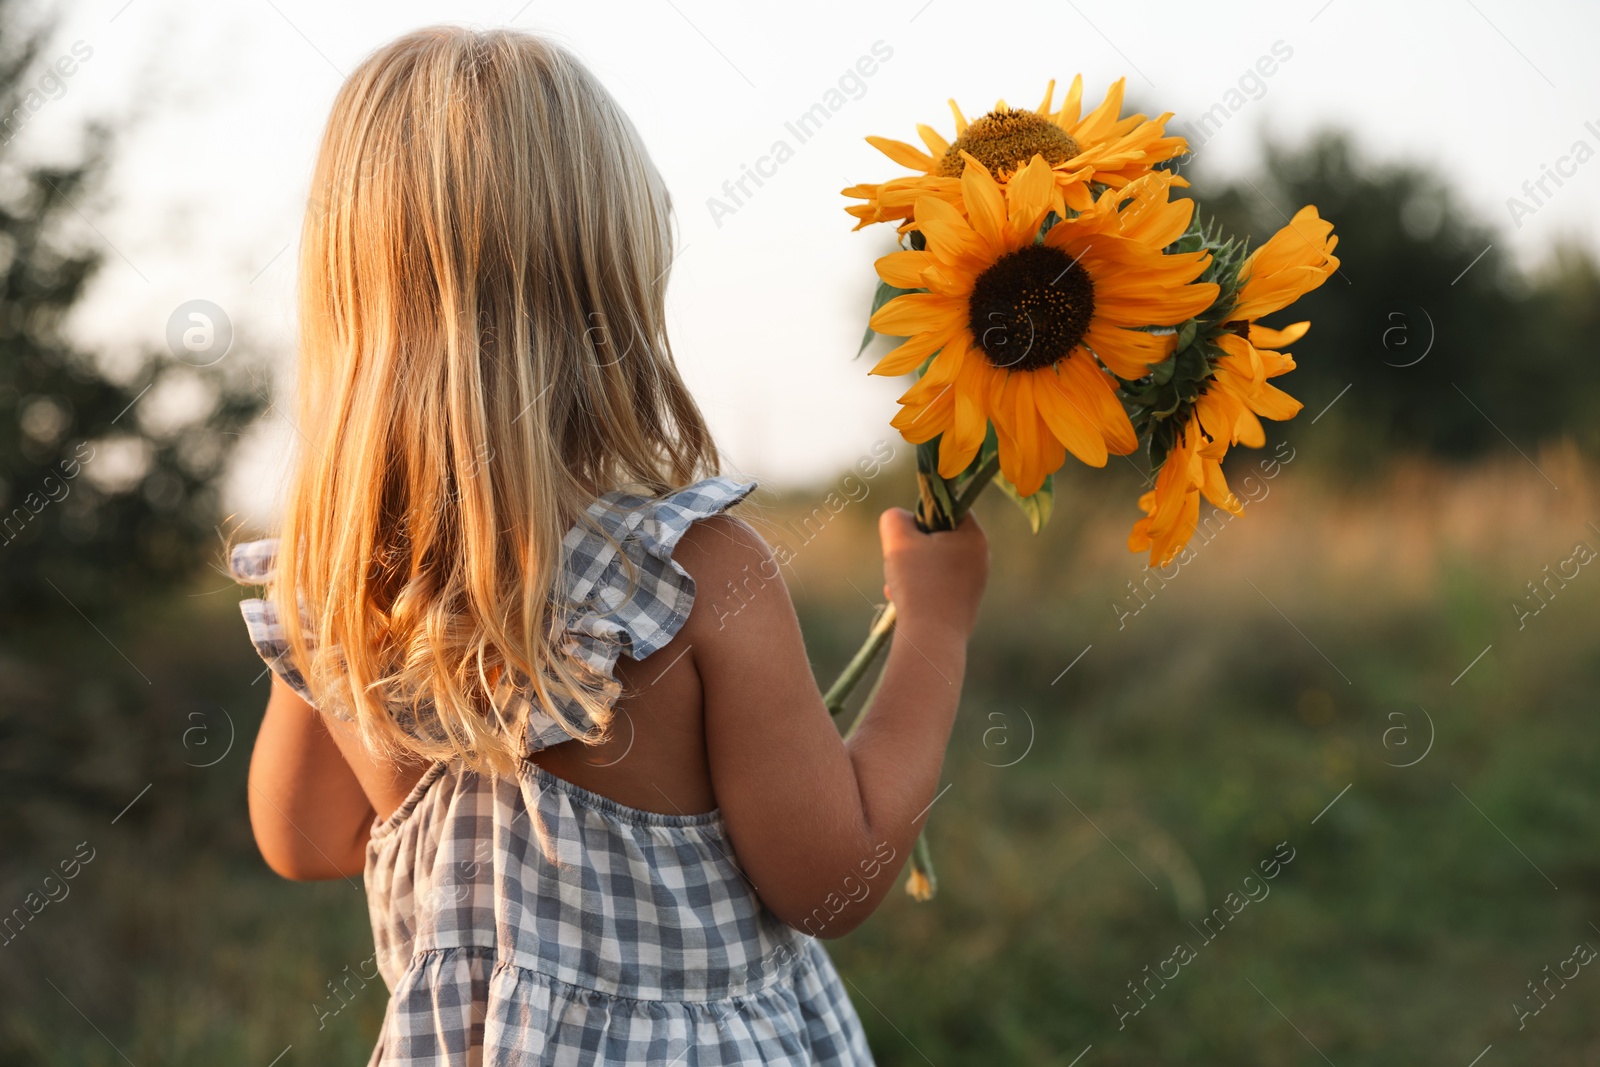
(248, 676, 424, 880)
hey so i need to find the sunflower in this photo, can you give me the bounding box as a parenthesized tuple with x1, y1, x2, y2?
(1126, 336, 1299, 568)
(844, 76, 1188, 232)
(868, 158, 1219, 496)
(1127, 207, 1340, 567)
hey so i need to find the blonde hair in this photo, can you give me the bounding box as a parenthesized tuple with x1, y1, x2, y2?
(267, 26, 717, 773)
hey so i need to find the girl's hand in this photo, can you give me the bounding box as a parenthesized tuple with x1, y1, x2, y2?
(879, 507, 989, 642)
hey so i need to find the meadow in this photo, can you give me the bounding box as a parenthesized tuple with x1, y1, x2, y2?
(3, 446, 1595, 1066)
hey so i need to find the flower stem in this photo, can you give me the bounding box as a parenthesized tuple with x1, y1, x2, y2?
(948, 453, 1001, 524)
(822, 602, 898, 718)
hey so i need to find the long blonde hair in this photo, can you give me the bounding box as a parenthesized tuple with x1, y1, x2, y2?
(269, 26, 717, 773)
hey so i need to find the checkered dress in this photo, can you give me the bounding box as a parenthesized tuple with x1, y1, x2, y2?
(232, 476, 874, 1065)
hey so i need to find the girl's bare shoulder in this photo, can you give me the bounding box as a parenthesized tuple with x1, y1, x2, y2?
(672, 513, 799, 643)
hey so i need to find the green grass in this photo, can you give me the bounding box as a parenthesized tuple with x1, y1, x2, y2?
(3, 456, 1597, 1065)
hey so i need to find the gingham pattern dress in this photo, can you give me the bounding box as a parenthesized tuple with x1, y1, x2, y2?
(231, 476, 875, 1066)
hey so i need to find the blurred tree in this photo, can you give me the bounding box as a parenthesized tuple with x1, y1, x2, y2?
(0, 0, 262, 629)
(1188, 131, 1600, 467)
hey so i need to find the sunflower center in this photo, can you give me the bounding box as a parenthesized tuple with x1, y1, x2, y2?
(968, 244, 1094, 372)
(937, 108, 1081, 179)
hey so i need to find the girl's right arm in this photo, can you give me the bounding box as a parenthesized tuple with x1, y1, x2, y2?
(676, 506, 988, 939)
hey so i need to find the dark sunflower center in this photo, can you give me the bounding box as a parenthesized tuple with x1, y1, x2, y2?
(968, 244, 1094, 371)
(937, 108, 1081, 179)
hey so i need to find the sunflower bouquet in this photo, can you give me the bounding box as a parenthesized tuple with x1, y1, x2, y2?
(831, 77, 1340, 900)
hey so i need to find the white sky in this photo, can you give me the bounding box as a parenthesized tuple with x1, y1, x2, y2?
(14, 0, 1600, 522)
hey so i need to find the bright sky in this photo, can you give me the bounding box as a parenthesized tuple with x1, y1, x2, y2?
(16, 0, 1600, 522)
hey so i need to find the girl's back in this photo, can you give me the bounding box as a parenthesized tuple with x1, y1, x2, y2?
(237, 25, 986, 1067)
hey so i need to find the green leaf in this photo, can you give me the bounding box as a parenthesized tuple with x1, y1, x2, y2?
(1152, 393, 1186, 419)
(857, 278, 921, 358)
(1176, 343, 1212, 382)
(1176, 319, 1198, 352)
(994, 470, 1054, 534)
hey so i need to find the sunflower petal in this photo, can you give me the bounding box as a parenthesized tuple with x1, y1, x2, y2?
(869, 292, 963, 338)
(1233, 407, 1266, 448)
(1200, 454, 1243, 514)
(1083, 322, 1176, 380)
(1077, 77, 1127, 141)
(913, 195, 988, 268)
(1059, 350, 1137, 454)
(1034, 362, 1109, 467)
(1248, 320, 1311, 350)
(916, 123, 951, 158)
(1036, 79, 1056, 115)
(874, 250, 935, 289)
(948, 98, 969, 135)
(920, 330, 971, 386)
(866, 136, 936, 173)
(1214, 333, 1266, 390)
(959, 155, 1008, 248)
(891, 382, 954, 444)
(871, 327, 954, 377)
(1011, 373, 1049, 494)
(1194, 390, 1238, 446)
(939, 357, 991, 477)
(1245, 380, 1303, 421)
(1006, 154, 1057, 237)
(1056, 74, 1084, 129)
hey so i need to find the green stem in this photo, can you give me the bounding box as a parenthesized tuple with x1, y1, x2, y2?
(842, 656, 887, 742)
(949, 453, 1000, 524)
(822, 602, 898, 718)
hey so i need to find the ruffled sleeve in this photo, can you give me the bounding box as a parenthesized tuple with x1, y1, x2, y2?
(228, 476, 757, 749)
(517, 475, 758, 752)
(228, 539, 347, 717)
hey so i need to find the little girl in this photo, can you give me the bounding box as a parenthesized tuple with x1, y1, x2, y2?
(233, 26, 987, 1066)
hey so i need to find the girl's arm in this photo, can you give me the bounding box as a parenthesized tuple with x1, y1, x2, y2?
(248, 676, 425, 880)
(677, 506, 988, 939)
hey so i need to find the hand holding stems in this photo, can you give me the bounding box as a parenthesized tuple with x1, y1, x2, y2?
(823, 441, 998, 899)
